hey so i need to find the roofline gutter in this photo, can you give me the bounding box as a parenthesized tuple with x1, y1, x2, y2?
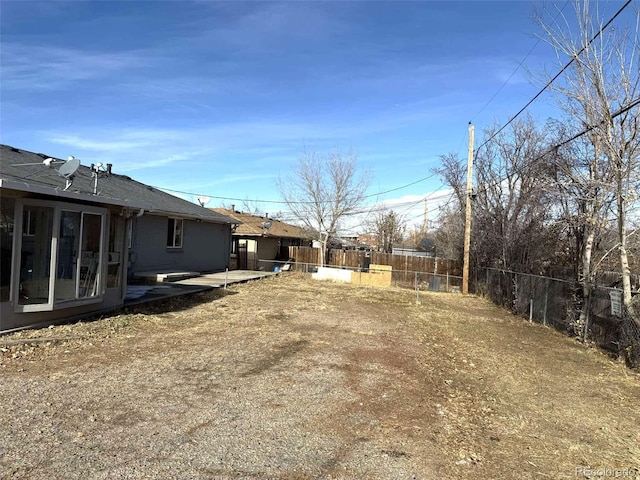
(144, 209, 238, 225)
(0, 178, 150, 210)
(232, 232, 310, 240)
(2, 178, 236, 224)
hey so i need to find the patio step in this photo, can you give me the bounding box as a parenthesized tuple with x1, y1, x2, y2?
(134, 271, 201, 283)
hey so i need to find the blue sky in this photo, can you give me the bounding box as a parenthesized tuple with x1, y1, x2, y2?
(1, 0, 615, 228)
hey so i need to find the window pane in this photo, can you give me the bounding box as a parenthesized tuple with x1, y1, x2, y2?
(174, 219, 183, 247)
(79, 213, 101, 298)
(167, 218, 175, 246)
(166, 218, 182, 248)
(19, 206, 53, 305)
(55, 211, 81, 301)
(0, 196, 15, 302)
(107, 215, 123, 289)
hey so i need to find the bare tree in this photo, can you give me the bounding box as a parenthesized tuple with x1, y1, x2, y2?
(278, 149, 370, 265)
(473, 117, 556, 273)
(432, 203, 465, 262)
(546, 119, 617, 333)
(431, 154, 467, 263)
(433, 153, 467, 212)
(536, 0, 640, 320)
(435, 117, 555, 274)
(369, 210, 405, 253)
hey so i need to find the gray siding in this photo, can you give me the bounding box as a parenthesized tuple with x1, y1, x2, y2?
(257, 237, 279, 271)
(0, 293, 123, 332)
(131, 215, 230, 274)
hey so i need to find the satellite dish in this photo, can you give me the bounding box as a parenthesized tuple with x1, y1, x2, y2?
(262, 221, 273, 230)
(196, 196, 211, 207)
(58, 157, 80, 179)
(57, 157, 80, 191)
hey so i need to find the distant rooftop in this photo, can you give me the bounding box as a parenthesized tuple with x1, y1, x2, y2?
(212, 208, 309, 239)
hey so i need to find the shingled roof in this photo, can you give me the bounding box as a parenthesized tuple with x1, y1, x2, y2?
(0, 145, 235, 224)
(212, 208, 309, 240)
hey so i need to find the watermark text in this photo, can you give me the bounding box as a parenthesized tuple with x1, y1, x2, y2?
(576, 466, 639, 478)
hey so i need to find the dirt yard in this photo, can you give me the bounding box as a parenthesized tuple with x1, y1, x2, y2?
(1, 273, 638, 479)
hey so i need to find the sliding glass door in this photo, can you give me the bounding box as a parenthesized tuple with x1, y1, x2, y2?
(78, 213, 101, 298)
(15, 200, 106, 312)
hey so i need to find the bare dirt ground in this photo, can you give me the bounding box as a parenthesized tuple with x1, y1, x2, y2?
(1, 273, 639, 480)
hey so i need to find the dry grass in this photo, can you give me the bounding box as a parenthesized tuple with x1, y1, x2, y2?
(1, 272, 638, 479)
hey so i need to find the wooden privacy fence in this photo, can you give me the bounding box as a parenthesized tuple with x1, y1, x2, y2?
(288, 246, 320, 266)
(288, 246, 460, 276)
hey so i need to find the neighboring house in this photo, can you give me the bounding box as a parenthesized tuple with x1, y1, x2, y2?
(358, 233, 380, 251)
(212, 208, 311, 271)
(0, 145, 236, 331)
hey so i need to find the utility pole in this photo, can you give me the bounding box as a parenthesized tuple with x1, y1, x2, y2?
(462, 122, 474, 295)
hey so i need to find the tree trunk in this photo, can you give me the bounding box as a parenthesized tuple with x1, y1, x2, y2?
(578, 229, 595, 335)
(320, 233, 329, 267)
(617, 193, 638, 323)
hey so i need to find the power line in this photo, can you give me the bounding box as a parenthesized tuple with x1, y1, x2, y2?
(470, 1, 571, 123)
(474, 95, 640, 197)
(269, 188, 456, 225)
(333, 190, 456, 218)
(555, 97, 640, 150)
(363, 172, 440, 199)
(155, 172, 444, 207)
(473, 0, 633, 156)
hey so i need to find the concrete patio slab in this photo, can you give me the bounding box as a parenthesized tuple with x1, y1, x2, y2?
(133, 271, 201, 282)
(175, 270, 278, 287)
(124, 270, 277, 307)
(124, 283, 213, 307)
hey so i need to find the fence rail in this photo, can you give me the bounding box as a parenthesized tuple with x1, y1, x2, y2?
(260, 258, 462, 294)
(288, 246, 460, 276)
(477, 267, 640, 369)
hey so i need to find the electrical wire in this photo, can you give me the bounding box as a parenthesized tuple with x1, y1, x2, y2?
(269, 187, 457, 225)
(470, 1, 571, 123)
(155, 171, 445, 206)
(474, 96, 640, 197)
(473, 0, 633, 156)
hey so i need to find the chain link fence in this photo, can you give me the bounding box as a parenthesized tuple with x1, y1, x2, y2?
(477, 267, 640, 368)
(621, 306, 640, 368)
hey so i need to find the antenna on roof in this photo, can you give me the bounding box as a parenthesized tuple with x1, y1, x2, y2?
(57, 156, 80, 191)
(90, 162, 110, 194)
(196, 196, 211, 207)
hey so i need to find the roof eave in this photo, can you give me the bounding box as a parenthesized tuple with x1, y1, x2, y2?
(0, 178, 150, 209)
(147, 208, 237, 224)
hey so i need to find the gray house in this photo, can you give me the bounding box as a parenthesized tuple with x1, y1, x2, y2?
(0, 145, 236, 332)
